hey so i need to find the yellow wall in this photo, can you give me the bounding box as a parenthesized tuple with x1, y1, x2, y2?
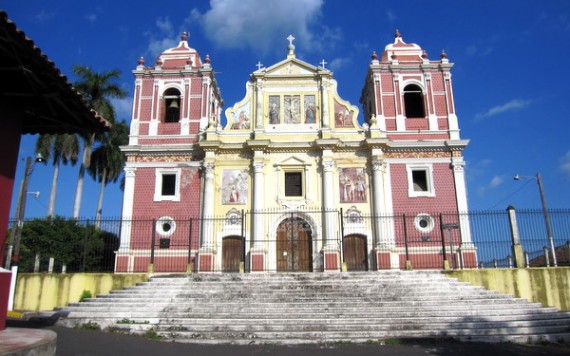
(13, 268, 570, 312)
(448, 268, 570, 311)
(14, 273, 149, 311)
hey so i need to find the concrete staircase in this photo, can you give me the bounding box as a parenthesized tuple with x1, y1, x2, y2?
(56, 271, 570, 344)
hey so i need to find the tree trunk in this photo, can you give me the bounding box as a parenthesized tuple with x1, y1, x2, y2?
(95, 168, 107, 228)
(47, 163, 59, 218)
(73, 134, 94, 219)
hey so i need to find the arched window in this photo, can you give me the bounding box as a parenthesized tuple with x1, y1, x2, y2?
(163, 88, 181, 123)
(403, 84, 425, 118)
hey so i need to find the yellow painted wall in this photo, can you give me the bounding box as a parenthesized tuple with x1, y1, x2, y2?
(13, 268, 570, 312)
(14, 273, 149, 311)
(448, 268, 570, 311)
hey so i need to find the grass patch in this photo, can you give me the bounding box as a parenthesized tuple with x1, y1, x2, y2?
(116, 318, 150, 325)
(77, 321, 100, 330)
(142, 328, 162, 340)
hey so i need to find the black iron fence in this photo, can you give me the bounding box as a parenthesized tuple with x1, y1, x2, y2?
(5, 208, 570, 273)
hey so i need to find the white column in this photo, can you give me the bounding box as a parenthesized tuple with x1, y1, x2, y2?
(256, 80, 263, 129)
(322, 157, 335, 246)
(118, 167, 136, 252)
(252, 160, 265, 247)
(452, 158, 472, 243)
(321, 81, 330, 128)
(372, 160, 388, 245)
(201, 162, 215, 248)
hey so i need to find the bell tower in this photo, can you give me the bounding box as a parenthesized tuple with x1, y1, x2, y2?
(116, 33, 223, 273)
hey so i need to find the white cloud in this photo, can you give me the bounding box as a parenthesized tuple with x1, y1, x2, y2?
(86, 14, 97, 24)
(560, 151, 570, 181)
(386, 10, 397, 22)
(156, 17, 173, 34)
(489, 175, 504, 188)
(144, 17, 179, 61)
(328, 57, 351, 71)
(476, 175, 504, 197)
(191, 0, 331, 55)
(33, 10, 55, 23)
(474, 99, 532, 121)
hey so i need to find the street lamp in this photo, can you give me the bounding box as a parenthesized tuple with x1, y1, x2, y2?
(4, 153, 45, 269)
(513, 172, 556, 267)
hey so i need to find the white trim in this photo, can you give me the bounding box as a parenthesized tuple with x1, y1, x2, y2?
(154, 168, 181, 201)
(414, 213, 435, 234)
(155, 216, 177, 237)
(406, 164, 435, 197)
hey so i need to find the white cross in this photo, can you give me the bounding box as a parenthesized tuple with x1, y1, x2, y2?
(256, 61, 264, 70)
(287, 34, 295, 47)
(320, 59, 328, 69)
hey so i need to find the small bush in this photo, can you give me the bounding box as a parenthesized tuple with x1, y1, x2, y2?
(79, 290, 92, 302)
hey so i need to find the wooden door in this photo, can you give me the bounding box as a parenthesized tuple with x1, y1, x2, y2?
(343, 235, 368, 271)
(276, 218, 312, 272)
(222, 236, 243, 272)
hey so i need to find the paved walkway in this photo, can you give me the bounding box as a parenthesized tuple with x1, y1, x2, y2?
(5, 318, 570, 356)
(50, 326, 570, 356)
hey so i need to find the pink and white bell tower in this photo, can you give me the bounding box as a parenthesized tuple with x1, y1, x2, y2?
(116, 33, 223, 273)
(360, 31, 475, 269)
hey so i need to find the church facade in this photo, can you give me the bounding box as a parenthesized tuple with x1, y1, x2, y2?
(115, 31, 475, 273)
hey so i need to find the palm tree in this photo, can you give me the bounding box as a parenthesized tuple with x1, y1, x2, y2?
(71, 65, 126, 219)
(89, 120, 129, 226)
(35, 134, 80, 218)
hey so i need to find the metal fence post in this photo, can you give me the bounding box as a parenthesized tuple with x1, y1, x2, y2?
(440, 214, 449, 270)
(187, 219, 193, 273)
(403, 214, 412, 270)
(149, 219, 156, 273)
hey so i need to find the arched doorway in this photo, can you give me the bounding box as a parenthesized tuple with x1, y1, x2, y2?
(276, 218, 312, 272)
(343, 234, 368, 271)
(222, 236, 244, 272)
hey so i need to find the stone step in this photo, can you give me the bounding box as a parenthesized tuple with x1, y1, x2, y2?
(56, 272, 570, 345)
(61, 305, 561, 318)
(71, 298, 537, 310)
(145, 325, 570, 341)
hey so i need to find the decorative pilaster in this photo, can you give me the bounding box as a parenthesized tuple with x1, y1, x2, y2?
(251, 159, 266, 271)
(115, 167, 137, 272)
(321, 81, 330, 128)
(199, 161, 215, 271)
(322, 155, 338, 271)
(371, 159, 398, 269)
(256, 80, 263, 129)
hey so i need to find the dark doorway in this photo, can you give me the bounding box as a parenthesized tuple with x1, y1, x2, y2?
(222, 236, 243, 272)
(343, 234, 368, 271)
(276, 218, 312, 272)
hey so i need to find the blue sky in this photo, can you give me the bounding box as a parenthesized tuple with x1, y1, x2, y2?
(3, 0, 569, 219)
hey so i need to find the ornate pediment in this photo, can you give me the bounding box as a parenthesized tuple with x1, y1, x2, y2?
(262, 58, 318, 77)
(275, 155, 310, 167)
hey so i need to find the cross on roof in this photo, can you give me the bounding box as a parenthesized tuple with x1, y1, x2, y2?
(320, 59, 328, 69)
(256, 61, 264, 70)
(287, 35, 295, 47)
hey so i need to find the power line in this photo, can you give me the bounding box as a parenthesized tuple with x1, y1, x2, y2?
(487, 179, 532, 210)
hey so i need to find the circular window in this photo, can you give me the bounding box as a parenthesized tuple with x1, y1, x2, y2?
(414, 214, 434, 234)
(156, 216, 176, 237)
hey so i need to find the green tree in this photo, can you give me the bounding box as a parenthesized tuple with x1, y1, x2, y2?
(71, 65, 126, 219)
(18, 217, 119, 272)
(35, 134, 80, 217)
(89, 120, 129, 226)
